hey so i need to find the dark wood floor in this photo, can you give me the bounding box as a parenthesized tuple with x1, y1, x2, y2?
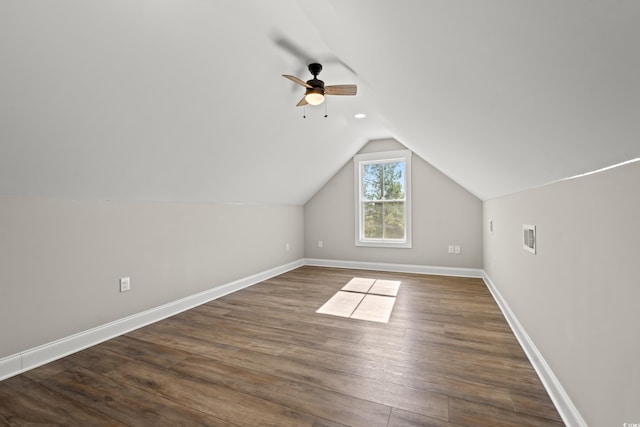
(0, 266, 564, 426)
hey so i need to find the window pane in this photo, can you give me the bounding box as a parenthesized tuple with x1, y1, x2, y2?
(362, 164, 383, 200)
(354, 149, 411, 248)
(363, 202, 383, 238)
(382, 161, 405, 200)
(383, 202, 405, 239)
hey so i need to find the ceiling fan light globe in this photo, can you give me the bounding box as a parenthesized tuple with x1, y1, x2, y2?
(305, 90, 325, 106)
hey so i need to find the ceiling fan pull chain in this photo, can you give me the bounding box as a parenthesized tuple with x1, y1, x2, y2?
(303, 105, 306, 119)
(324, 99, 328, 118)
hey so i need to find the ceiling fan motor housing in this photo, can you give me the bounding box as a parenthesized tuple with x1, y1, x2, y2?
(306, 78, 325, 89)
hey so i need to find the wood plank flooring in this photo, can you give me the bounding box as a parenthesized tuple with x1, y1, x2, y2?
(0, 266, 564, 426)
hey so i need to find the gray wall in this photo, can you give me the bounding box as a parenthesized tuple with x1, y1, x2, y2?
(305, 139, 483, 268)
(483, 160, 640, 426)
(0, 199, 303, 358)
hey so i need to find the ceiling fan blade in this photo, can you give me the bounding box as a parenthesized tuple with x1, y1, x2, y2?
(273, 35, 315, 64)
(283, 75, 312, 88)
(296, 96, 308, 107)
(325, 84, 357, 96)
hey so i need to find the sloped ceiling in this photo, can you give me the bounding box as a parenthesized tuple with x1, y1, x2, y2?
(1, 1, 638, 204)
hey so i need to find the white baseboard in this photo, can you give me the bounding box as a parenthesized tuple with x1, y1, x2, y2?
(0, 258, 585, 427)
(0, 258, 481, 380)
(0, 355, 21, 382)
(482, 273, 586, 427)
(0, 259, 305, 381)
(304, 258, 484, 278)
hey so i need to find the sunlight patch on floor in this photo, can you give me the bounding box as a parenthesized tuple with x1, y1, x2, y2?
(341, 277, 376, 293)
(368, 279, 400, 296)
(315, 291, 365, 318)
(316, 278, 401, 323)
(350, 294, 396, 323)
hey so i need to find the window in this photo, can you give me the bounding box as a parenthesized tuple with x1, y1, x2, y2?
(354, 150, 412, 248)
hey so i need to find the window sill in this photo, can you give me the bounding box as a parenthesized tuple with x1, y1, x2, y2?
(355, 240, 412, 249)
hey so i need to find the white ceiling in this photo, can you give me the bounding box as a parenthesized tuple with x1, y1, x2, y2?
(1, 1, 639, 204)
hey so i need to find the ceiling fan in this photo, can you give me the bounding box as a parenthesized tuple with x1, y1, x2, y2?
(283, 63, 357, 107)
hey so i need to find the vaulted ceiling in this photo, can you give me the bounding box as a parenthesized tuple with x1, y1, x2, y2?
(2, 1, 638, 204)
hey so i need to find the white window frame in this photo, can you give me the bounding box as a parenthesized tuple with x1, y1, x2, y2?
(354, 149, 412, 248)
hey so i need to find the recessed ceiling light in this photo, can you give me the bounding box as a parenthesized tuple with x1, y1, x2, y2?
(354, 113, 366, 119)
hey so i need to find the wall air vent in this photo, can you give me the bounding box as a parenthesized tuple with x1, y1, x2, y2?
(523, 224, 536, 254)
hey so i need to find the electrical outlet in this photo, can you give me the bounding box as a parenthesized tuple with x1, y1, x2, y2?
(285, 243, 290, 252)
(318, 240, 323, 248)
(448, 245, 454, 254)
(120, 277, 131, 293)
(454, 245, 461, 254)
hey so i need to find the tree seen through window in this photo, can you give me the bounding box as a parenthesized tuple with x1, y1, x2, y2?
(362, 161, 405, 239)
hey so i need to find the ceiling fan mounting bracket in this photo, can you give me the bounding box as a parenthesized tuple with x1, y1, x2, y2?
(308, 63, 323, 77)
